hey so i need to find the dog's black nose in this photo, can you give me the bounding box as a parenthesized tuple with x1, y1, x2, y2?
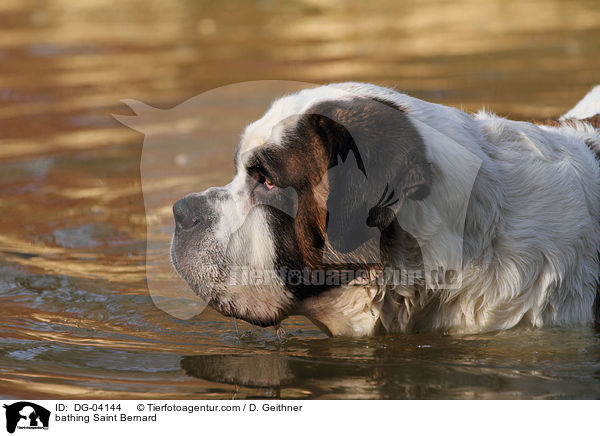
(173, 195, 210, 230)
(173, 198, 193, 229)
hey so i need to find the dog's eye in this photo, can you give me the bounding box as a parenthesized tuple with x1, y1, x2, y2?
(264, 177, 275, 190)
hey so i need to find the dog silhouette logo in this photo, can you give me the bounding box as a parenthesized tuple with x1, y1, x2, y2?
(3, 402, 50, 434)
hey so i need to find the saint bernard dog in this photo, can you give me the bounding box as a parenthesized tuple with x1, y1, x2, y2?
(171, 82, 600, 337)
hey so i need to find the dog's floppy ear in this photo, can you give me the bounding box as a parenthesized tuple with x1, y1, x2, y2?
(305, 97, 432, 256)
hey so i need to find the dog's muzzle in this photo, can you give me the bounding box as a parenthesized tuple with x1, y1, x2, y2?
(170, 188, 230, 304)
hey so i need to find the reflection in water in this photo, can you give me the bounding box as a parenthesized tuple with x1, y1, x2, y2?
(181, 355, 294, 389)
(1, 0, 600, 399)
(181, 329, 600, 399)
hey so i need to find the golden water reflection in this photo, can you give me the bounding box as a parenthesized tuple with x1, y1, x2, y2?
(1, 0, 600, 399)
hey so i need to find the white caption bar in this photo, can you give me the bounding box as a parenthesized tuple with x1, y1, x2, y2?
(0, 400, 595, 436)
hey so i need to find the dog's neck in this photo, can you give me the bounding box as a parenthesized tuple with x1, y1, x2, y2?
(298, 279, 437, 337)
(298, 284, 384, 337)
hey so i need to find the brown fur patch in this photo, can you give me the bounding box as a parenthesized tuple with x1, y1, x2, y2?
(531, 118, 562, 127)
(582, 114, 600, 128)
(532, 115, 600, 129)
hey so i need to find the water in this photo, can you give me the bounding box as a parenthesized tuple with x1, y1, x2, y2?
(1, 0, 600, 399)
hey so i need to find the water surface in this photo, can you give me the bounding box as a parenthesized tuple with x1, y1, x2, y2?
(1, 0, 600, 399)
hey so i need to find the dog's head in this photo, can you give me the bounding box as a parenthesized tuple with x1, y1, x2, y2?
(170, 84, 431, 330)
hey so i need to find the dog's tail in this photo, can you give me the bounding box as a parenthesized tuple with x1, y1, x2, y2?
(539, 86, 600, 147)
(563, 86, 600, 326)
(561, 85, 600, 123)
